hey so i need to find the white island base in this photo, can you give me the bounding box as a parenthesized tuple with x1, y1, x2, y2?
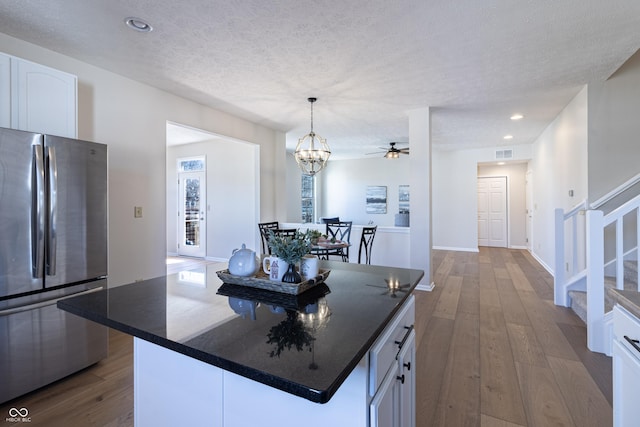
(135, 337, 367, 427)
(134, 295, 415, 427)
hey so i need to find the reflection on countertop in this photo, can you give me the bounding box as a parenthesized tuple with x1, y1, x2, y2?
(58, 259, 424, 402)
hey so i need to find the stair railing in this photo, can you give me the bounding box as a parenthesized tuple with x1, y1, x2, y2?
(555, 172, 640, 355)
(554, 199, 588, 307)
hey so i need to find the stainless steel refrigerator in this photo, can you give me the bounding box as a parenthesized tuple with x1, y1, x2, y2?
(0, 127, 108, 403)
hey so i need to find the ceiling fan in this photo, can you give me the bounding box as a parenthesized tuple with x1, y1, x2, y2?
(367, 142, 410, 159)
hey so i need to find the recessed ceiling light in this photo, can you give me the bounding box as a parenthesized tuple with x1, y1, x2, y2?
(510, 114, 524, 120)
(503, 134, 513, 140)
(125, 17, 153, 33)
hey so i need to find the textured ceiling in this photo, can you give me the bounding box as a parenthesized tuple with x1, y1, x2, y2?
(1, 0, 639, 159)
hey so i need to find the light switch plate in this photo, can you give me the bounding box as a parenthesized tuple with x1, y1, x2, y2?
(134, 206, 143, 218)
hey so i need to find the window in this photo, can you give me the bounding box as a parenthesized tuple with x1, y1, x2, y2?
(301, 174, 315, 223)
(179, 158, 205, 172)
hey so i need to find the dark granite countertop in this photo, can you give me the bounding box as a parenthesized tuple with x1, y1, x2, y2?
(609, 288, 640, 319)
(58, 260, 423, 403)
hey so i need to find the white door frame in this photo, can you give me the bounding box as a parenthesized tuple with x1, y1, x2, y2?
(525, 169, 533, 251)
(177, 160, 206, 258)
(477, 176, 508, 248)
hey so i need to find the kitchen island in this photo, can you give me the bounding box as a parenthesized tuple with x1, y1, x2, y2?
(58, 260, 422, 427)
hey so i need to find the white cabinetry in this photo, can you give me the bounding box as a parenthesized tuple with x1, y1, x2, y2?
(135, 295, 416, 427)
(612, 305, 640, 427)
(369, 296, 416, 427)
(0, 53, 10, 128)
(0, 52, 76, 137)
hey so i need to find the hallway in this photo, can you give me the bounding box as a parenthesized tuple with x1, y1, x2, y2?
(415, 248, 612, 426)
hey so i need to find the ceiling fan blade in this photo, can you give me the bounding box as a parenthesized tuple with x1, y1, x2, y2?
(366, 150, 386, 155)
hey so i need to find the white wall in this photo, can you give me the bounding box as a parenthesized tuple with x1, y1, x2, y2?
(529, 86, 588, 273)
(317, 156, 411, 226)
(431, 145, 533, 252)
(167, 139, 260, 261)
(478, 163, 529, 249)
(588, 49, 640, 203)
(0, 33, 280, 286)
(286, 155, 411, 226)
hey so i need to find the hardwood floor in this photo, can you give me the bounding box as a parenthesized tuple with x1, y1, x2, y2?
(415, 248, 612, 427)
(1, 250, 612, 426)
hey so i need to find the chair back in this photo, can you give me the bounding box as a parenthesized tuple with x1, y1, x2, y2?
(274, 228, 297, 239)
(258, 221, 279, 254)
(358, 226, 378, 264)
(321, 221, 352, 262)
(325, 221, 352, 244)
(321, 217, 340, 224)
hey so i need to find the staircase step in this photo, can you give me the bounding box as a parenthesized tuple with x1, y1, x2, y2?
(568, 290, 587, 324)
(568, 264, 639, 323)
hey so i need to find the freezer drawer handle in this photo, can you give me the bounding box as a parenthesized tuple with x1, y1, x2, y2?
(624, 335, 640, 354)
(0, 287, 103, 317)
(32, 144, 45, 278)
(47, 146, 58, 276)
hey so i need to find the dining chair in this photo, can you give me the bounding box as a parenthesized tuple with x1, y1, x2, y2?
(273, 228, 297, 239)
(358, 226, 377, 264)
(324, 221, 352, 262)
(321, 217, 340, 224)
(258, 221, 279, 254)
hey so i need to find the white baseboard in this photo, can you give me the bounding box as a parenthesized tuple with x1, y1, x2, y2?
(415, 282, 435, 292)
(529, 250, 554, 276)
(206, 256, 228, 263)
(432, 246, 479, 253)
(510, 245, 528, 250)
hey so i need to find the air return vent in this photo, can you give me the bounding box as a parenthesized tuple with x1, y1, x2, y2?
(495, 149, 513, 160)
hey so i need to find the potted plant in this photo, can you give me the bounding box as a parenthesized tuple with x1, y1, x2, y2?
(308, 229, 323, 245)
(267, 230, 312, 283)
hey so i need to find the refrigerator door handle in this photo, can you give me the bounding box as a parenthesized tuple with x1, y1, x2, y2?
(32, 144, 45, 278)
(0, 286, 103, 317)
(47, 146, 58, 276)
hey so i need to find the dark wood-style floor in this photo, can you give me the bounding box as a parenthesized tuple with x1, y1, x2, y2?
(1, 249, 612, 426)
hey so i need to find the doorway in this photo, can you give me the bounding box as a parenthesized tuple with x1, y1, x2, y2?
(177, 161, 206, 257)
(166, 122, 260, 262)
(477, 176, 508, 247)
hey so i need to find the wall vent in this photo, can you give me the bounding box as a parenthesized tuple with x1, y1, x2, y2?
(495, 149, 513, 160)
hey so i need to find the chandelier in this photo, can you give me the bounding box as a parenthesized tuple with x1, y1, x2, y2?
(294, 97, 331, 176)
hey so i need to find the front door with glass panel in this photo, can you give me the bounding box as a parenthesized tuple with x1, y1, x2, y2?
(178, 158, 206, 258)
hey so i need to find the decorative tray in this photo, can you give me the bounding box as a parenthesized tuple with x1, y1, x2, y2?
(216, 269, 331, 295)
(217, 282, 331, 311)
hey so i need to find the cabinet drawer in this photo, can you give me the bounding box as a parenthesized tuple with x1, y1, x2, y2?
(613, 305, 640, 360)
(369, 295, 415, 395)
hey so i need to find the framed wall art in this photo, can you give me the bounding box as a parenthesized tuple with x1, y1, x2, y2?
(366, 186, 387, 214)
(399, 185, 410, 213)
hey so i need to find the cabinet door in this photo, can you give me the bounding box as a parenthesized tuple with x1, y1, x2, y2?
(613, 339, 640, 427)
(0, 53, 9, 128)
(370, 365, 400, 427)
(397, 329, 416, 427)
(11, 58, 76, 137)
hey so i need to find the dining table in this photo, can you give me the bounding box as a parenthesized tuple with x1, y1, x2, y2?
(310, 239, 350, 261)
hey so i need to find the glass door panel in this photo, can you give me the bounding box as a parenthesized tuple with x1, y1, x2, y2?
(178, 171, 206, 257)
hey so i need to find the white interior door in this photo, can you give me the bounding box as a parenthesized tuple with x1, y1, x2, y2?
(178, 171, 206, 257)
(478, 177, 507, 248)
(525, 170, 533, 250)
